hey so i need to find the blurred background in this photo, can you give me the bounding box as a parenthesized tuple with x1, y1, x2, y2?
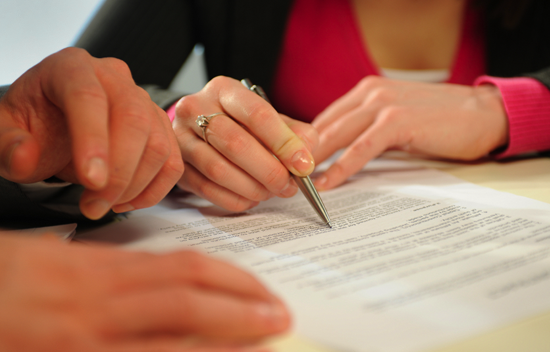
(0, 0, 205, 92)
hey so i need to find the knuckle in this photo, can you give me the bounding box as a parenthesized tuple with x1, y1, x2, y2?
(101, 57, 131, 76)
(263, 165, 289, 190)
(180, 251, 208, 278)
(135, 85, 153, 100)
(349, 138, 374, 155)
(58, 47, 88, 60)
(203, 160, 230, 183)
(302, 125, 320, 151)
(358, 75, 382, 91)
(367, 87, 395, 105)
(174, 95, 199, 118)
(223, 129, 251, 155)
(205, 75, 231, 91)
(147, 138, 171, 162)
(329, 161, 347, 179)
(247, 104, 275, 130)
(321, 125, 340, 143)
(379, 106, 405, 124)
(166, 156, 185, 180)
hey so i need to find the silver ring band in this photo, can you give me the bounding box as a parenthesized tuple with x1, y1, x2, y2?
(195, 112, 226, 144)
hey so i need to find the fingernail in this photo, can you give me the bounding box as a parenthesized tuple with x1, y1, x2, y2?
(255, 301, 289, 331)
(291, 150, 314, 175)
(83, 198, 111, 220)
(112, 203, 135, 213)
(86, 157, 108, 188)
(279, 178, 297, 197)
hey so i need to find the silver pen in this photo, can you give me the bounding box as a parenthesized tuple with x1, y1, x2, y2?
(241, 78, 332, 228)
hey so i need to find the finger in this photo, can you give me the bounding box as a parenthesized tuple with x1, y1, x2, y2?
(208, 77, 315, 177)
(101, 286, 290, 339)
(0, 125, 39, 181)
(180, 121, 274, 202)
(111, 157, 182, 213)
(311, 77, 378, 133)
(69, 244, 274, 302)
(79, 60, 155, 219)
(313, 103, 379, 164)
(113, 107, 184, 212)
(177, 163, 260, 212)
(105, 250, 273, 300)
(103, 338, 270, 352)
(279, 114, 319, 154)
(41, 48, 110, 190)
(314, 112, 410, 190)
(111, 105, 169, 205)
(112, 105, 181, 206)
(193, 114, 298, 199)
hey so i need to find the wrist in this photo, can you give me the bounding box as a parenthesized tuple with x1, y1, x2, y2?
(473, 84, 509, 151)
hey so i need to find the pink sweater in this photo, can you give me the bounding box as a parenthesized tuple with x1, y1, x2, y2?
(170, 0, 550, 158)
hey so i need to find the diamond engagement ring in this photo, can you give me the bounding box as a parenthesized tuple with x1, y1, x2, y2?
(195, 112, 226, 144)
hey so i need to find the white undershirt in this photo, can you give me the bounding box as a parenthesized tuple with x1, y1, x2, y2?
(380, 68, 450, 83)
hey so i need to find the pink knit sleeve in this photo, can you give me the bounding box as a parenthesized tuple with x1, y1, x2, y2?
(474, 76, 550, 158)
(166, 101, 177, 123)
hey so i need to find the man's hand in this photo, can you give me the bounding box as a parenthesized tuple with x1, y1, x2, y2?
(0, 233, 290, 351)
(0, 48, 184, 219)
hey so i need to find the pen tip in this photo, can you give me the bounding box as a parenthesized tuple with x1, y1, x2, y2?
(328, 221, 333, 228)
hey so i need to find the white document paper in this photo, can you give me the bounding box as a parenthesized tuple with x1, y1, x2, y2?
(2, 223, 77, 241)
(80, 161, 550, 352)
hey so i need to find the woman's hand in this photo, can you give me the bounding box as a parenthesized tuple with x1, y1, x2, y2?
(0, 48, 184, 219)
(312, 76, 508, 190)
(173, 76, 318, 212)
(0, 233, 290, 352)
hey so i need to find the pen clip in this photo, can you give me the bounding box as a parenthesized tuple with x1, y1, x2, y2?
(241, 78, 271, 103)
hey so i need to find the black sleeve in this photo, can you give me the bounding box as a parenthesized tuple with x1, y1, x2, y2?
(485, 0, 550, 85)
(0, 85, 9, 100)
(525, 67, 550, 91)
(75, 0, 198, 91)
(0, 177, 113, 228)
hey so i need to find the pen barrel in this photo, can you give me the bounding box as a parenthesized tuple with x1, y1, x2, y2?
(293, 175, 331, 225)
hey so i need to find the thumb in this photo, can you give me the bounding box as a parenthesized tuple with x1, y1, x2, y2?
(0, 127, 40, 182)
